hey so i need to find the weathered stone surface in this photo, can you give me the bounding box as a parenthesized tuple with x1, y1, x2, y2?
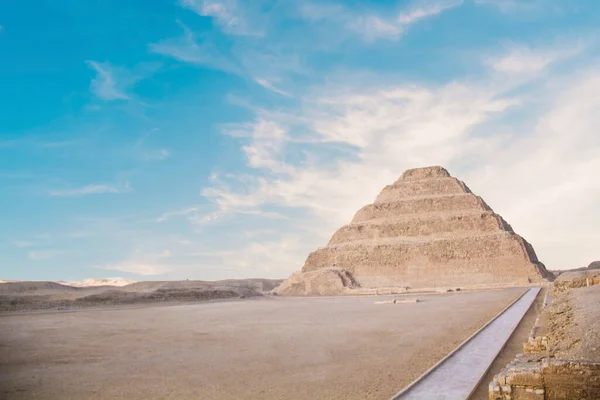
(273, 268, 358, 296)
(276, 166, 551, 295)
(553, 269, 600, 296)
(588, 261, 600, 270)
(374, 177, 470, 203)
(329, 211, 508, 244)
(353, 193, 490, 222)
(490, 358, 600, 400)
(490, 283, 600, 399)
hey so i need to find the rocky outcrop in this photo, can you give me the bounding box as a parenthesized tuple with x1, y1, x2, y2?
(588, 261, 600, 270)
(276, 166, 551, 295)
(553, 269, 600, 295)
(273, 268, 358, 296)
(490, 284, 600, 400)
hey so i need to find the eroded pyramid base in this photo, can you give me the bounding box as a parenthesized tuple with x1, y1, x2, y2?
(274, 268, 358, 296)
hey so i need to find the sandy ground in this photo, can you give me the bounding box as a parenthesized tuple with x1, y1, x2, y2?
(0, 288, 525, 400)
(548, 284, 600, 360)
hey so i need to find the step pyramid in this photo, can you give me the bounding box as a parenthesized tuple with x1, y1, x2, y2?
(276, 166, 552, 295)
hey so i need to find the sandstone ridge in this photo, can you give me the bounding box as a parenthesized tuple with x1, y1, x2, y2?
(275, 166, 551, 295)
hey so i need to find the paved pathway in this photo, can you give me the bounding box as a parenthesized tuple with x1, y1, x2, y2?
(390, 287, 541, 400)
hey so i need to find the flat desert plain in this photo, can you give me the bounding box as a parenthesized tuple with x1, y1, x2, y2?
(0, 288, 525, 400)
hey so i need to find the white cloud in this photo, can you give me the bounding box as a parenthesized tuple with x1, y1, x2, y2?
(86, 61, 159, 101)
(202, 235, 308, 276)
(346, 0, 464, 40)
(397, 0, 463, 24)
(98, 261, 171, 276)
(96, 249, 172, 276)
(28, 250, 67, 261)
(350, 16, 404, 40)
(49, 181, 132, 197)
(233, 119, 289, 170)
(156, 207, 200, 222)
(179, 0, 263, 36)
(205, 82, 515, 234)
(255, 78, 292, 97)
(461, 70, 600, 270)
(86, 61, 130, 101)
(199, 48, 598, 273)
(473, 0, 547, 13)
(299, 3, 345, 21)
(488, 44, 583, 76)
(491, 49, 554, 75)
(149, 22, 240, 73)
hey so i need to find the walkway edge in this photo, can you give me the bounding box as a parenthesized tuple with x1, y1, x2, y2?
(389, 287, 537, 400)
(465, 287, 540, 399)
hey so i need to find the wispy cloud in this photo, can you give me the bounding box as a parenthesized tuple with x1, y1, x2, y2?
(86, 61, 130, 100)
(97, 261, 171, 276)
(180, 0, 263, 36)
(473, 0, 552, 13)
(149, 22, 240, 73)
(49, 181, 132, 197)
(255, 78, 292, 97)
(191, 235, 306, 275)
(12, 240, 36, 248)
(398, 0, 463, 24)
(223, 119, 290, 171)
(134, 129, 171, 161)
(156, 207, 200, 222)
(28, 250, 67, 261)
(95, 249, 172, 276)
(488, 43, 583, 76)
(86, 61, 159, 101)
(198, 43, 597, 273)
(350, 16, 403, 40)
(308, 0, 464, 41)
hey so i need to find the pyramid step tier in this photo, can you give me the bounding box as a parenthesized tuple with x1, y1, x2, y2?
(352, 193, 490, 223)
(330, 211, 512, 244)
(305, 232, 540, 270)
(275, 166, 552, 296)
(396, 166, 451, 182)
(375, 177, 471, 204)
(302, 232, 545, 287)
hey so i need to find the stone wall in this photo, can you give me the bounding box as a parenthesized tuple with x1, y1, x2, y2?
(553, 270, 600, 295)
(352, 194, 489, 222)
(489, 276, 600, 399)
(490, 357, 600, 400)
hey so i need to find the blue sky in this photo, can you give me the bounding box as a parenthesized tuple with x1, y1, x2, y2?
(1, 0, 600, 281)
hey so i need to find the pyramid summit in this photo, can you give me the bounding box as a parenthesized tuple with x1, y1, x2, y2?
(276, 166, 552, 295)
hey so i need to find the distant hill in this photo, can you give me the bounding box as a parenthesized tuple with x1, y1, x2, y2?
(0, 281, 82, 295)
(0, 278, 284, 312)
(588, 261, 600, 270)
(551, 260, 600, 277)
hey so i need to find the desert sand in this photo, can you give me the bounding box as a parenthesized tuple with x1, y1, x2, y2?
(0, 287, 525, 400)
